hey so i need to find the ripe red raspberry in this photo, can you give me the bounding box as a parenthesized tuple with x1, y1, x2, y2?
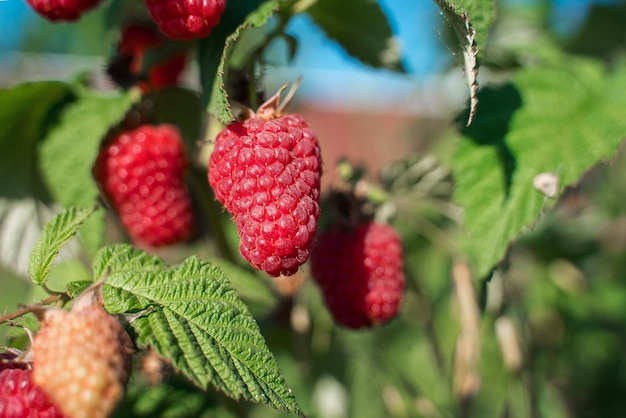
(310, 221, 406, 329)
(93, 123, 196, 247)
(144, 0, 227, 40)
(0, 368, 65, 418)
(208, 90, 322, 277)
(108, 23, 187, 93)
(25, 0, 102, 21)
(31, 285, 133, 418)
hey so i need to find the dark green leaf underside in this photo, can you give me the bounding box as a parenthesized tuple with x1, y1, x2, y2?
(307, 0, 402, 70)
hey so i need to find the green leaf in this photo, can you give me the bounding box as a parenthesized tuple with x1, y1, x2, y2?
(93, 245, 304, 417)
(147, 87, 206, 152)
(116, 376, 231, 418)
(198, 0, 279, 123)
(211, 259, 279, 317)
(28, 205, 97, 286)
(452, 57, 626, 279)
(434, 0, 494, 125)
(437, 0, 495, 55)
(0, 82, 75, 276)
(307, 0, 402, 70)
(38, 91, 135, 254)
(66, 280, 95, 298)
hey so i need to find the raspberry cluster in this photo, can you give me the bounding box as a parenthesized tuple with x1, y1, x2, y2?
(0, 284, 133, 418)
(209, 105, 322, 277)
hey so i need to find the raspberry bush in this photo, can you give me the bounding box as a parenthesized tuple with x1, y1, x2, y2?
(3, 0, 626, 417)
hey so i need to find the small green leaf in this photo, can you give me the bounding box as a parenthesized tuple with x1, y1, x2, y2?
(39, 91, 135, 254)
(198, 0, 280, 123)
(28, 205, 97, 286)
(65, 280, 94, 298)
(453, 57, 626, 279)
(93, 245, 304, 416)
(307, 0, 402, 70)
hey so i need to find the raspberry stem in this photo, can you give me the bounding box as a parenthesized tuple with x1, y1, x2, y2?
(0, 295, 64, 325)
(188, 167, 238, 263)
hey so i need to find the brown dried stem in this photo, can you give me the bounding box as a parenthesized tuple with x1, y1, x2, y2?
(452, 260, 481, 402)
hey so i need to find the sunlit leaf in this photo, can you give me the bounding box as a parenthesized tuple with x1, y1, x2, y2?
(453, 57, 626, 278)
(29, 205, 97, 285)
(91, 245, 304, 416)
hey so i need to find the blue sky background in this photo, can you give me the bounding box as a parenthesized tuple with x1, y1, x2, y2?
(1, 0, 613, 66)
(0, 0, 448, 76)
(0, 0, 619, 104)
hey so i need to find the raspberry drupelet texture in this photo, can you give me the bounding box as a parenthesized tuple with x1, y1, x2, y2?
(32, 294, 133, 418)
(144, 0, 227, 40)
(209, 114, 322, 277)
(94, 124, 196, 247)
(25, 0, 102, 21)
(0, 368, 65, 418)
(310, 221, 406, 329)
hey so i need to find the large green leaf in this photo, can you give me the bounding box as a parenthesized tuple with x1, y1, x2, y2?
(307, 0, 402, 70)
(90, 245, 304, 417)
(211, 259, 278, 317)
(38, 91, 135, 254)
(452, 57, 626, 279)
(0, 81, 75, 276)
(198, 0, 279, 123)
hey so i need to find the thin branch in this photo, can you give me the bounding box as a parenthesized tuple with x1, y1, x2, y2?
(0, 295, 62, 326)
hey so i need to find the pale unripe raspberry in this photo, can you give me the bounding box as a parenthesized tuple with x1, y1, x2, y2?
(32, 287, 133, 418)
